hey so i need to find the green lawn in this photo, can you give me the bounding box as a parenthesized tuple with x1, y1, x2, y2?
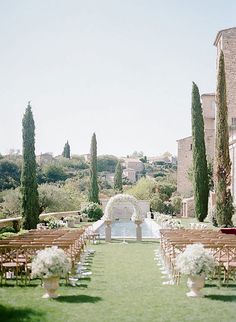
(0, 241, 236, 322)
(178, 214, 236, 228)
(178, 217, 213, 228)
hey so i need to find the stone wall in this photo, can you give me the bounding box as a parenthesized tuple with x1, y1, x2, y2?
(214, 28, 236, 203)
(0, 211, 82, 230)
(214, 27, 236, 125)
(177, 94, 215, 196)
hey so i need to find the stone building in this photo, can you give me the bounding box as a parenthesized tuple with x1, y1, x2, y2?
(214, 27, 236, 126)
(177, 94, 215, 196)
(36, 153, 54, 165)
(123, 168, 136, 183)
(121, 158, 144, 183)
(177, 27, 236, 212)
(214, 27, 236, 203)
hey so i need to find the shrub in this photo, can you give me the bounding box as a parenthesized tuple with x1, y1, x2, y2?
(150, 196, 165, 213)
(0, 232, 16, 239)
(0, 226, 16, 234)
(42, 216, 58, 229)
(170, 196, 182, 215)
(207, 206, 218, 227)
(81, 202, 103, 221)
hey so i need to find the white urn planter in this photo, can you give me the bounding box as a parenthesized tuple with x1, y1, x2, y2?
(186, 274, 205, 298)
(67, 219, 75, 228)
(42, 276, 60, 298)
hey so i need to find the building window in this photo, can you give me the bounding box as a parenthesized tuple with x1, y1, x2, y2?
(190, 144, 192, 151)
(232, 118, 236, 125)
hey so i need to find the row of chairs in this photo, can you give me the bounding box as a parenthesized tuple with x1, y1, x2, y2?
(0, 228, 88, 285)
(159, 229, 236, 284)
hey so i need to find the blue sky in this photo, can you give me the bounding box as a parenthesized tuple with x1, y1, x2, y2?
(0, 0, 236, 157)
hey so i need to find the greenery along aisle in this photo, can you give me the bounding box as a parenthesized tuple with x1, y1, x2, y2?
(0, 242, 236, 322)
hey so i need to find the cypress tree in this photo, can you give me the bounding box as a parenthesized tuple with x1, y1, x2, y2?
(191, 82, 209, 222)
(114, 161, 123, 192)
(215, 51, 234, 227)
(62, 140, 70, 158)
(21, 102, 40, 229)
(88, 133, 99, 203)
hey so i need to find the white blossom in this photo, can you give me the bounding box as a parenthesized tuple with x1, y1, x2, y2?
(31, 246, 71, 278)
(175, 243, 216, 276)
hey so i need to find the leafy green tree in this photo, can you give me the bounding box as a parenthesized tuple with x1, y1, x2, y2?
(43, 164, 68, 183)
(20, 102, 40, 229)
(191, 82, 209, 222)
(127, 177, 156, 200)
(156, 182, 176, 199)
(38, 183, 84, 213)
(170, 196, 182, 215)
(150, 196, 165, 213)
(88, 133, 99, 203)
(1, 188, 21, 217)
(215, 51, 234, 227)
(140, 156, 147, 163)
(114, 161, 123, 192)
(97, 155, 118, 172)
(62, 141, 71, 159)
(0, 160, 21, 190)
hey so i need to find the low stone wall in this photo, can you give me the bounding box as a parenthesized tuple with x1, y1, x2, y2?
(0, 217, 22, 231)
(39, 211, 81, 220)
(0, 210, 81, 231)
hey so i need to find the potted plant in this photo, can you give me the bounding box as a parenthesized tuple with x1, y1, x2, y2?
(175, 243, 216, 297)
(64, 216, 76, 228)
(31, 246, 71, 298)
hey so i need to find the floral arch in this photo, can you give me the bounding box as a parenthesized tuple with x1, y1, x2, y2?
(102, 194, 143, 222)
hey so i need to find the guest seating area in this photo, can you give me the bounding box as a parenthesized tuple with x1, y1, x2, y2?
(159, 228, 236, 284)
(0, 228, 87, 285)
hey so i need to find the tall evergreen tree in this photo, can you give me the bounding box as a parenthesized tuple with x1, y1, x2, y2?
(114, 161, 123, 192)
(191, 82, 209, 222)
(215, 51, 234, 227)
(88, 133, 99, 203)
(21, 102, 40, 229)
(62, 140, 70, 158)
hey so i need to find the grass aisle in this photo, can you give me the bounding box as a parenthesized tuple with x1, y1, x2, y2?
(0, 241, 236, 322)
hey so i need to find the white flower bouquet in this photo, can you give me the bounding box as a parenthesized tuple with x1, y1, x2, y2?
(31, 246, 71, 278)
(175, 243, 216, 276)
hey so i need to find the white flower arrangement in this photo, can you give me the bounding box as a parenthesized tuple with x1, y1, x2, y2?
(155, 213, 182, 229)
(175, 243, 216, 276)
(31, 246, 71, 278)
(102, 194, 143, 222)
